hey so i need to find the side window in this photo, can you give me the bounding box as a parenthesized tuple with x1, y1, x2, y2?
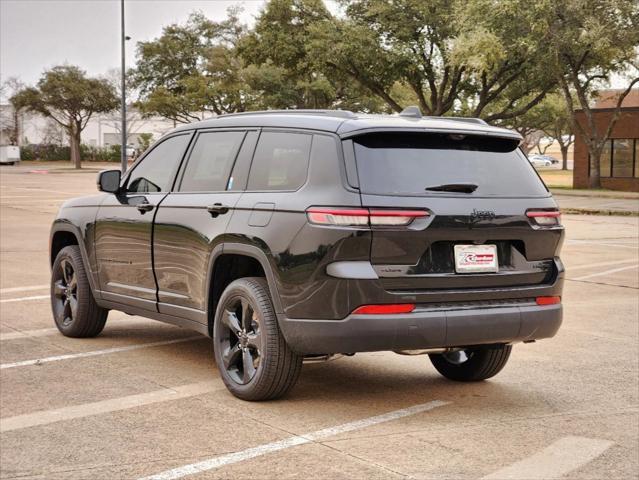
(126, 134, 190, 193)
(179, 131, 245, 192)
(247, 132, 312, 191)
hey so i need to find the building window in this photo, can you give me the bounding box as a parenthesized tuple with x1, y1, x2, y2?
(612, 139, 634, 178)
(590, 138, 639, 179)
(596, 140, 612, 177)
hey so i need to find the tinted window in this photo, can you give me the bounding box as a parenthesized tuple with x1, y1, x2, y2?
(179, 131, 245, 192)
(612, 139, 633, 178)
(248, 132, 312, 190)
(596, 140, 612, 177)
(353, 132, 548, 197)
(127, 135, 190, 193)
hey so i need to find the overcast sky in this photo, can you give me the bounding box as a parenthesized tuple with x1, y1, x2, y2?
(1, 0, 632, 99)
(0, 0, 267, 89)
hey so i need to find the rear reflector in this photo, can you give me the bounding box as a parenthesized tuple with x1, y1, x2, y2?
(536, 296, 561, 306)
(526, 210, 561, 226)
(307, 207, 428, 227)
(352, 304, 415, 315)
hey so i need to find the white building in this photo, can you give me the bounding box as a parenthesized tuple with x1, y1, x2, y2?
(0, 104, 194, 149)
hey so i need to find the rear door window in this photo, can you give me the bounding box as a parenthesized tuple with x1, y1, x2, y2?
(178, 131, 245, 192)
(247, 132, 312, 191)
(352, 132, 548, 197)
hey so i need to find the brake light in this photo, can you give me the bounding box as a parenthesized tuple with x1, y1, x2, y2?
(352, 304, 415, 314)
(307, 207, 428, 226)
(536, 296, 561, 306)
(526, 210, 561, 227)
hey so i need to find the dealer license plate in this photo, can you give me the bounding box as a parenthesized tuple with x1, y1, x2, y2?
(454, 244, 499, 273)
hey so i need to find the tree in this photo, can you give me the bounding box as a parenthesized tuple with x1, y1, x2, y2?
(306, 0, 555, 121)
(239, 0, 386, 111)
(539, 94, 574, 170)
(102, 68, 144, 143)
(132, 10, 256, 123)
(11, 66, 118, 168)
(544, 0, 639, 187)
(0, 77, 25, 145)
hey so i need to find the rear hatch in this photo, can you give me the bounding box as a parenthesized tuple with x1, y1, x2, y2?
(348, 131, 563, 292)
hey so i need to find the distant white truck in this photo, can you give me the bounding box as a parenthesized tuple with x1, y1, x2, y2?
(0, 146, 20, 165)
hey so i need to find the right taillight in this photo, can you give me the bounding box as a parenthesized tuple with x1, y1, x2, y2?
(307, 207, 428, 227)
(536, 296, 561, 306)
(526, 210, 561, 227)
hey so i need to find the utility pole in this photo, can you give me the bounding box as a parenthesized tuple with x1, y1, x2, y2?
(120, 0, 127, 173)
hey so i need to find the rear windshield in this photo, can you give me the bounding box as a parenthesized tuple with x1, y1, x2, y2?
(352, 132, 548, 197)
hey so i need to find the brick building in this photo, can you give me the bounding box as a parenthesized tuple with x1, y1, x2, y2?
(573, 89, 639, 191)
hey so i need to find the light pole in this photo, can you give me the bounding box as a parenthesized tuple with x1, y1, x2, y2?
(120, 0, 127, 173)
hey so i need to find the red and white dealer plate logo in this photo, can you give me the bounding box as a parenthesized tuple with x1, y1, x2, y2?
(454, 244, 499, 273)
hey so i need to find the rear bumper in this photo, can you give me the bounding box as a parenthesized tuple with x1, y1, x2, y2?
(278, 302, 562, 355)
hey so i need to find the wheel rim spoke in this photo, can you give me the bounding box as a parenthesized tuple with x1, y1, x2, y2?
(53, 280, 66, 298)
(241, 298, 252, 330)
(68, 273, 77, 292)
(246, 331, 262, 353)
(222, 309, 242, 334)
(242, 349, 256, 383)
(222, 344, 242, 370)
(60, 259, 72, 285)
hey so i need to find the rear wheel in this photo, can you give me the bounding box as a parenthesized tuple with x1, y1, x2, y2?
(429, 344, 512, 381)
(51, 245, 108, 337)
(213, 277, 302, 401)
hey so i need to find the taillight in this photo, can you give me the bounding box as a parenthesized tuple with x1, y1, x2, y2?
(536, 296, 561, 306)
(526, 210, 561, 227)
(352, 304, 416, 314)
(307, 207, 428, 227)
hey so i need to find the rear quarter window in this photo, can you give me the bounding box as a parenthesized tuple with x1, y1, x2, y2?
(352, 132, 549, 197)
(247, 132, 312, 191)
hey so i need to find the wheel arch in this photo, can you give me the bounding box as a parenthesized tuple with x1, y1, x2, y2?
(50, 222, 98, 295)
(206, 243, 283, 336)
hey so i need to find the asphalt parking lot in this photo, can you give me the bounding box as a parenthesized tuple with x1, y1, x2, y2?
(1, 163, 638, 480)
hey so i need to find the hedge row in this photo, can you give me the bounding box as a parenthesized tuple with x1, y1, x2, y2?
(20, 144, 121, 162)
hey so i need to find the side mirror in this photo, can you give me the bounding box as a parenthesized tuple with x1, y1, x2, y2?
(97, 169, 121, 193)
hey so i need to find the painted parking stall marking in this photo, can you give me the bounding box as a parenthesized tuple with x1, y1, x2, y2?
(0, 336, 202, 370)
(0, 381, 222, 433)
(0, 294, 49, 304)
(139, 400, 450, 480)
(482, 436, 614, 480)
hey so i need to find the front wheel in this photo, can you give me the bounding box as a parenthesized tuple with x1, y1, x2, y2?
(51, 245, 108, 337)
(429, 344, 512, 381)
(213, 277, 302, 401)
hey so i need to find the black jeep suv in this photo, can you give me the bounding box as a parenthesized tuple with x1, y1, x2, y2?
(50, 109, 564, 400)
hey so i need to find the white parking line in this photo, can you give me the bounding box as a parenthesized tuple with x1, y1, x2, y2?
(0, 336, 202, 370)
(0, 380, 221, 432)
(567, 258, 639, 272)
(0, 295, 49, 304)
(139, 400, 450, 480)
(482, 436, 613, 479)
(573, 264, 638, 281)
(0, 285, 49, 294)
(566, 240, 638, 249)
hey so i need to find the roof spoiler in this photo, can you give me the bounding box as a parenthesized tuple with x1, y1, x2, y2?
(399, 105, 488, 125)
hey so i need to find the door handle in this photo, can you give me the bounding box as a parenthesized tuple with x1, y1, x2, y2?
(136, 200, 154, 214)
(207, 203, 229, 217)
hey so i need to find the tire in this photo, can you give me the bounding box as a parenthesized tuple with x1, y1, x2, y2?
(429, 344, 512, 382)
(213, 277, 302, 401)
(51, 245, 108, 337)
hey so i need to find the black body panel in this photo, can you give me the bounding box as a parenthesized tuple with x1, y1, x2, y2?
(50, 110, 564, 354)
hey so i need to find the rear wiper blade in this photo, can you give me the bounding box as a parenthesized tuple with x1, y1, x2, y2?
(425, 183, 478, 193)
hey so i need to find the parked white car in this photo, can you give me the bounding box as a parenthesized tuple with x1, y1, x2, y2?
(528, 155, 552, 168)
(0, 145, 20, 165)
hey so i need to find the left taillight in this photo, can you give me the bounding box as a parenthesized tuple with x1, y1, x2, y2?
(526, 210, 561, 227)
(306, 207, 428, 227)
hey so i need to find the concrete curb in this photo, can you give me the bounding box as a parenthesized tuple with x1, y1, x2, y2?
(561, 208, 639, 217)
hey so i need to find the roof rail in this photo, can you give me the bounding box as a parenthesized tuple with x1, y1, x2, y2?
(428, 116, 488, 125)
(399, 106, 422, 118)
(217, 109, 357, 120)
